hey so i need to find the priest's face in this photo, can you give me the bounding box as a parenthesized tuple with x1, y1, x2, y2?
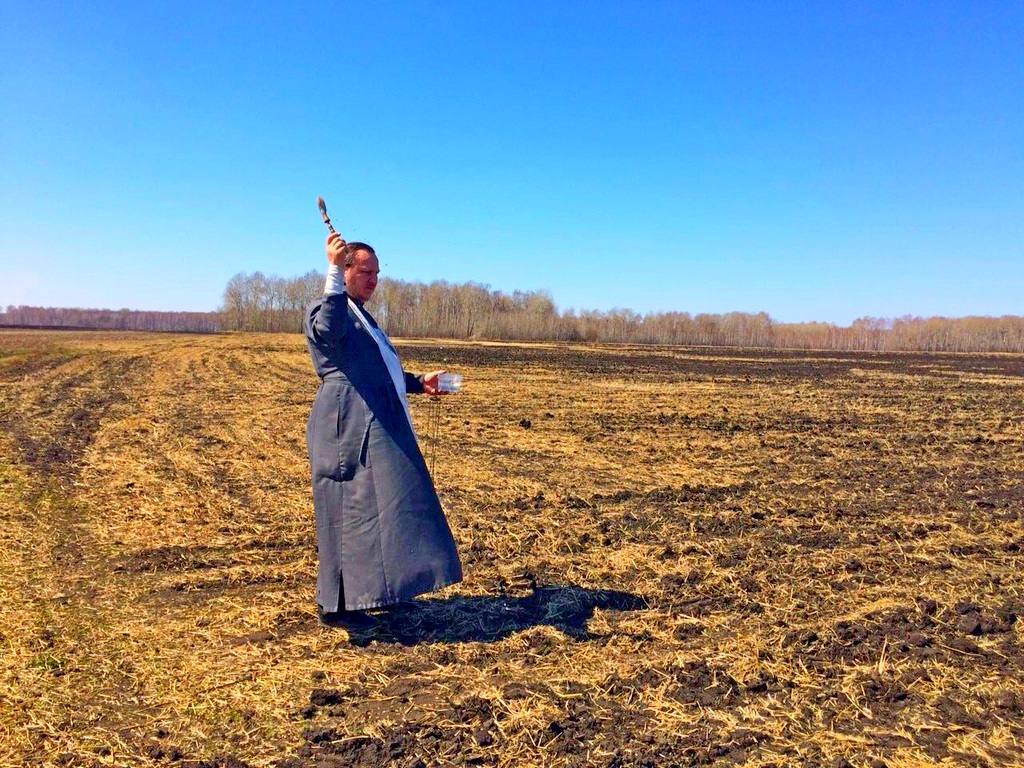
(344, 249, 379, 303)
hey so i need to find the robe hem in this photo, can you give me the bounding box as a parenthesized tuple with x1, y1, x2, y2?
(337, 575, 463, 612)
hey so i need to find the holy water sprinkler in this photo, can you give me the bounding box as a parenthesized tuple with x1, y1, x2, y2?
(316, 195, 337, 234)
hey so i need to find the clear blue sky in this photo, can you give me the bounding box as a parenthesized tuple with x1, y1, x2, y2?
(2, 1, 1021, 324)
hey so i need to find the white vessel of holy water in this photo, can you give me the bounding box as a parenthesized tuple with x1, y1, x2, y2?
(437, 373, 463, 393)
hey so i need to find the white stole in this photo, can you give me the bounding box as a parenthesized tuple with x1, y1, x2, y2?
(348, 298, 416, 437)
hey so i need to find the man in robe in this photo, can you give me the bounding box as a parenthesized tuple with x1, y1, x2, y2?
(304, 233, 462, 629)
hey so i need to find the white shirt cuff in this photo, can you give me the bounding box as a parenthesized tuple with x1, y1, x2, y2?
(324, 264, 345, 296)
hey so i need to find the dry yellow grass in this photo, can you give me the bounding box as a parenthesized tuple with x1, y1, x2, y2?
(1, 329, 1022, 767)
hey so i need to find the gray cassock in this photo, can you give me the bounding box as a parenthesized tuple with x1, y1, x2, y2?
(303, 291, 462, 611)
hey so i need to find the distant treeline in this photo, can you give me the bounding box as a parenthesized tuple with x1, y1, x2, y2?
(4, 272, 1023, 353)
(218, 271, 1024, 353)
(0, 305, 220, 333)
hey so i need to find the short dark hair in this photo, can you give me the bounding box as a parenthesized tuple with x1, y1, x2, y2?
(342, 242, 376, 267)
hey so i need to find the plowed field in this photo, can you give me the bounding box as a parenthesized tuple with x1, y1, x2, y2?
(1, 329, 1023, 768)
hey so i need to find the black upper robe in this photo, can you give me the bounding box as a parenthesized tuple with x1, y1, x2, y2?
(304, 292, 462, 611)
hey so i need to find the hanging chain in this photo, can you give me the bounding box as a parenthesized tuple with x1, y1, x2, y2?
(428, 394, 442, 478)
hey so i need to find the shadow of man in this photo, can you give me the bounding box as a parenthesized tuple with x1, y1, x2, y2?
(346, 584, 648, 646)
